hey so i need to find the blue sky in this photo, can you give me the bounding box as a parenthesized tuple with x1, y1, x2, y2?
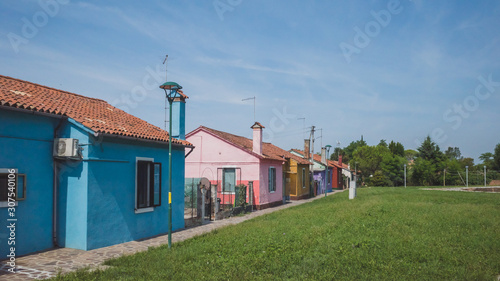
(1, 0, 499, 163)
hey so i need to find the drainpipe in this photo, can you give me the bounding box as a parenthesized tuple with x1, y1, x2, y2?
(53, 118, 64, 247)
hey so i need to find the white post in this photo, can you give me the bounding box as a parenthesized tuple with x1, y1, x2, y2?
(484, 166, 487, 187)
(404, 164, 407, 188)
(349, 174, 356, 199)
(466, 166, 469, 187)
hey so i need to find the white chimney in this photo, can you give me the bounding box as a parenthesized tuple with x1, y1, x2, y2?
(321, 147, 327, 165)
(251, 122, 264, 155)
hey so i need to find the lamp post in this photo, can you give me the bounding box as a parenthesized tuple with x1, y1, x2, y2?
(160, 81, 183, 249)
(484, 166, 486, 187)
(465, 166, 469, 188)
(404, 164, 407, 188)
(325, 145, 331, 198)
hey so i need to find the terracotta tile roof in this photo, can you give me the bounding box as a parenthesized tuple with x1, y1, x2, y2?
(197, 126, 310, 164)
(0, 75, 191, 146)
(290, 149, 346, 169)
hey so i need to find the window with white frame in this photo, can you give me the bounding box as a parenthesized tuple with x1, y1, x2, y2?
(268, 167, 276, 193)
(136, 158, 161, 211)
(0, 169, 26, 208)
(302, 168, 306, 188)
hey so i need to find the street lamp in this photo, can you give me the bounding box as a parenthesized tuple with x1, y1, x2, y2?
(160, 81, 183, 249)
(466, 166, 469, 188)
(404, 164, 407, 188)
(325, 145, 332, 198)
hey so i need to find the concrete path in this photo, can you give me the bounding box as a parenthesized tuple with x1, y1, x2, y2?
(0, 190, 345, 280)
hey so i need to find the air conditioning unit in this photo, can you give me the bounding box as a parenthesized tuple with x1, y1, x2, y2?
(53, 138, 79, 158)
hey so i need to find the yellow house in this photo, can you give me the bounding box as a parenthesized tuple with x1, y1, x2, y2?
(285, 154, 311, 200)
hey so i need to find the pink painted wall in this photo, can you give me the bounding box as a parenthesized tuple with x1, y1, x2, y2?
(185, 129, 283, 206)
(258, 160, 283, 206)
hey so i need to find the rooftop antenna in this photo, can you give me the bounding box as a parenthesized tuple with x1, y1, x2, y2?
(242, 96, 256, 122)
(316, 128, 323, 148)
(163, 55, 168, 131)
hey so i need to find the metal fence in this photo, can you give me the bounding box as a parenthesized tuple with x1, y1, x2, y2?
(443, 169, 500, 187)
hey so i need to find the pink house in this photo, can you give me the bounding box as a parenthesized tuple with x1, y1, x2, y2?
(185, 122, 285, 210)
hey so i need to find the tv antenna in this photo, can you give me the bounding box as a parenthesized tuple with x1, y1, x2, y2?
(242, 96, 256, 121)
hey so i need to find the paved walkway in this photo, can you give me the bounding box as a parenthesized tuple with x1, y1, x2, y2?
(0, 190, 345, 280)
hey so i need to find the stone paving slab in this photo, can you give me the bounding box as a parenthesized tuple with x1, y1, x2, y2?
(0, 190, 345, 280)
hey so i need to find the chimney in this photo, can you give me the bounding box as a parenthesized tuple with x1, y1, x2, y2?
(339, 155, 343, 167)
(171, 90, 188, 140)
(321, 147, 327, 164)
(251, 122, 264, 155)
(304, 139, 310, 160)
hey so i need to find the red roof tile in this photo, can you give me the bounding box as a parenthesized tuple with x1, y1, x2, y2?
(290, 149, 346, 168)
(196, 126, 310, 164)
(0, 75, 191, 146)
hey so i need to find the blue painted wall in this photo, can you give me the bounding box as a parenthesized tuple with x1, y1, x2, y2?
(0, 109, 56, 257)
(85, 136, 185, 250)
(1, 108, 186, 256)
(56, 122, 90, 250)
(313, 168, 333, 195)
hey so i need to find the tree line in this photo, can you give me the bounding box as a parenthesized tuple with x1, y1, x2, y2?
(330, 136, 500, 187)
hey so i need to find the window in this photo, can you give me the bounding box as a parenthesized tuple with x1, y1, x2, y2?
(136, 159, 161, 211)
(222, 168, 236, 193)
(302, 168, 306, 188)
(268, 167, 276, 193)
(0, 169, 26, 208)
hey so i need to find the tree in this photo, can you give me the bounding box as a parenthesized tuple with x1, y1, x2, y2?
(389, 141, 405, 157)
(381, 153, 406, 186)
(378, 139, 388, 147)
(330, 147, 345, 162)
(459, 158, 474, 170)
(343, 136, 367, 163)
(494, 143, 500, 170)
(411, 158, 436, 186)
(405, 149, 418, 161)
(417, 136, 445, 165)
(411, 136, 446, 186)
(350, 144, 407, 186)
(445, 147, 462, 161)
(479, 152, 494, 169)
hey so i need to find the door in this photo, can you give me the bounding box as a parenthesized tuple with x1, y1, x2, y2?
(222, 168, 236, 206)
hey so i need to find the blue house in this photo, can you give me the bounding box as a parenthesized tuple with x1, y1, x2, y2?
(0, 75, 192, 257)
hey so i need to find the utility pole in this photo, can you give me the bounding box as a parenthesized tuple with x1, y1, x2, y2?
(466, 166, 469, 187)
(443, 169, 446, 187)
(310, 126, 315, 164)
(484, 166, 487, 187)
(404, 164, 406, 188)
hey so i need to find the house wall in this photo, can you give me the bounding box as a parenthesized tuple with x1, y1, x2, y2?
(258, 159, 283, 208)
(186, 131, 261, 205)
(0, 108, 187, 256)
(288, 160, 310, 200)
(186, 130, 283, 208)
(0, 109, 57, 257)
(296, 164, 310, 199)
(56, 121, 90, 251)
(83, 135, 185, 250)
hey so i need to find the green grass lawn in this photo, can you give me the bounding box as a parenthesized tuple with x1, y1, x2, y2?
(54, 187, 500, 280)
